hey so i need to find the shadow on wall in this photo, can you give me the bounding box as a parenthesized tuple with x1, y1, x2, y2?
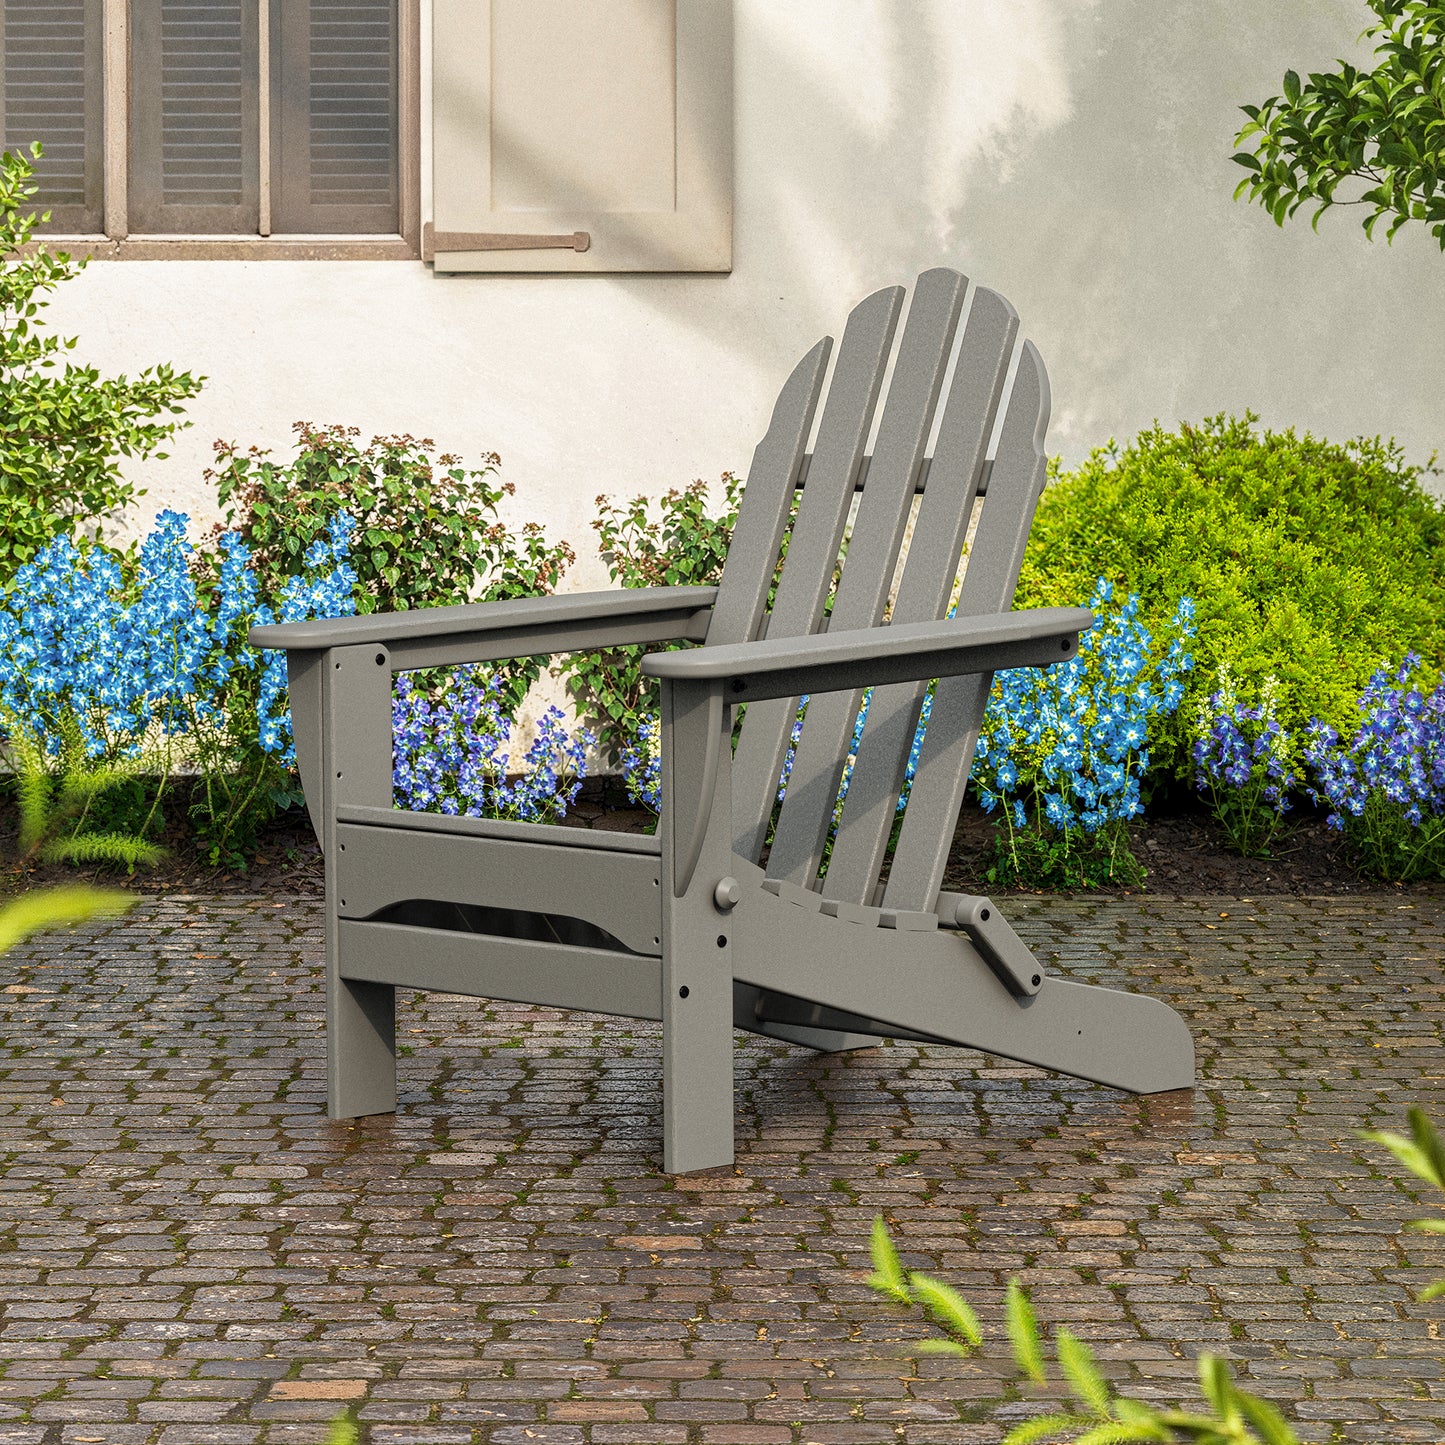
(739, 0, 1445, 472)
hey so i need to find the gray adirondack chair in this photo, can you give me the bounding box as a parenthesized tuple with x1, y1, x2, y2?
(251, 269, 1193, 1174)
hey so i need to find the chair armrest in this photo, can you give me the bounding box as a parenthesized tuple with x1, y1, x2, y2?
(642, 606, 1091, 702)
(249, 585, 718, 671)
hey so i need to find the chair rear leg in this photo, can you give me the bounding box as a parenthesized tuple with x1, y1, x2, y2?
(329, 975, 398, 1119)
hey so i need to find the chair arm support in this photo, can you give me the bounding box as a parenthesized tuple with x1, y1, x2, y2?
(641, 606, 1092, 703)
(249, 585, 718, 671)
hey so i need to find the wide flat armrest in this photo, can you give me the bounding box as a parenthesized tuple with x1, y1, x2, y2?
(642, 606, 1092, 702)
(250, 585, 717, 651)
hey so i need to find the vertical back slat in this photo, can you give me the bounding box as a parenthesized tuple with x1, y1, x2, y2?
(728, 284, 905, 862)
(764, 268, 967, 884)
(881, 340, 1051, 910)
(705, 339, 831, 647)
(819, 287, 1019, 904)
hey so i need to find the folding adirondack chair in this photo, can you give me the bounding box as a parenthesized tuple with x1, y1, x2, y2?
(251, 268, 1193, 1174)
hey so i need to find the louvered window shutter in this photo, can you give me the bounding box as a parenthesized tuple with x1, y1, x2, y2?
(272, 0, 397, 233)
(430, 0, 731, 273)
(129, 0, 260, 232)
(0, 0, 103, 232)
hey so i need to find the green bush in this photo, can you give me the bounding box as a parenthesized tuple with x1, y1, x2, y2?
(209, 423, 575, 713)
(0, 144, 202, 579)
(1017, 413, 1445, 781)
(557, 473, 740, 759)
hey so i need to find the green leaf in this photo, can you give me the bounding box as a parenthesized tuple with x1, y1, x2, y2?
(1197, 1353, 1243, 1431)
(1001, 1413, 1091, 1445)
(1360, 1125, 1443, 1188)
(1407, 1106, 1445, 1188)
(907, 1271, 983, 1348)
(1005, 1278, 1047, 1384)
(324, 1413, 359, 1445)
(1235, 1384, 1303, 1445)
(1070, 1425, 1163, 1445)
(0, 887, 135, 954)
(1056, 1328, 1112, 1419)
(866, 1216, 911, 1303)
(913, 1337, 976, 1357)
(1283, 68, 1302, 102)
(1232, 151, 1263, 170)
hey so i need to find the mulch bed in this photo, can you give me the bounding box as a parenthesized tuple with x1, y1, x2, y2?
(3, 777, 1426, 901)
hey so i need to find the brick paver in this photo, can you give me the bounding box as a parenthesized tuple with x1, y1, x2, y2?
(1, 891, 1443, 1443)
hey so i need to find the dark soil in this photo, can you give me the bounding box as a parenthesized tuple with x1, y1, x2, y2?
(3, 776, 1432, 901)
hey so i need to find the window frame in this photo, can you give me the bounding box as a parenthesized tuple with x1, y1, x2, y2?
(17, 0, 420, 258)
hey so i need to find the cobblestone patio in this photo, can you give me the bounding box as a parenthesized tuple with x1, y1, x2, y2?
(1, 891, 1444, 1444)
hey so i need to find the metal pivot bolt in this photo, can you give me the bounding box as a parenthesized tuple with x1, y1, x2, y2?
(713, 877, 741, 912)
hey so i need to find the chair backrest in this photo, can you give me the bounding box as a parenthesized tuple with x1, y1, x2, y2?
(705, 268, 1051, 912)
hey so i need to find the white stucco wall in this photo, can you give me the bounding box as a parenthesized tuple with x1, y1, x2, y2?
(41, 0, 1445, 580)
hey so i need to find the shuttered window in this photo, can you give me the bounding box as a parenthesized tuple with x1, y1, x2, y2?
(129, 0, 260, 232)
(0, 0, 103, 232)
(273, 0, 397, 232)
(1, 0, 400, 238)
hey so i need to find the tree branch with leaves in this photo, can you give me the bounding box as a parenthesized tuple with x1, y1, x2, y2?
(1232, 0, 1445, 247)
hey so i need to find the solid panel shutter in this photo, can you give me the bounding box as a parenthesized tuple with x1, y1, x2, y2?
(430, 0, 731, 273)
(0, 0, 102, 232)
(272, 0, 398, 233)
(129, 0, 259, 232)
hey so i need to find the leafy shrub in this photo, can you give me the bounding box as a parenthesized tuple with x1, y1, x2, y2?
(0, 144, 202, 580)
(1232, 0, 1445, 248)
(868, 1217, 1301, 1445)
(6, 713, 165, 870)
(973, 584, 1195, 890)
(393, 667, 594, 822)
(1305, 653, 1445, 880)
(1193, 671, 1297, 857)
(1017, 414, 1445, 781)
(210, 423, 575, 713)
(866, 1109, 1445, 1441)
(1360, 1106, 1445, 1300)
(557, 474, 740, 758)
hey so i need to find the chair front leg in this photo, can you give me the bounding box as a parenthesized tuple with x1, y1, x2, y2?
(319, 643, 399, 1119)
(659, 677, 737, 1173)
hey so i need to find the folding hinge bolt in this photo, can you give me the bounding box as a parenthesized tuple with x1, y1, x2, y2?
(713, 877, 741, 912)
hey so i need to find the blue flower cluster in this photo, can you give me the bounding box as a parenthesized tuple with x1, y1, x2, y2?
(625, 586, 1192, 848)
(393, 666, 595, 822)
(1305, 654, 1445, 830)
(1191, 671, 1296, 855)
(251, 520, 358, 761)
(0, 510, 355, 765)
(973, 583, 1196, 833)
(621, 715, 662, 811)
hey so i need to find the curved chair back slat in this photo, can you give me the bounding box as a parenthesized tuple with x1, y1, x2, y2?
(726, 285, 903, 862)
(818, 284, 1020, 904)
(708, 269, 1050, 914)
(881, 340, 1051, 910)
(764, 267, 967, 884)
